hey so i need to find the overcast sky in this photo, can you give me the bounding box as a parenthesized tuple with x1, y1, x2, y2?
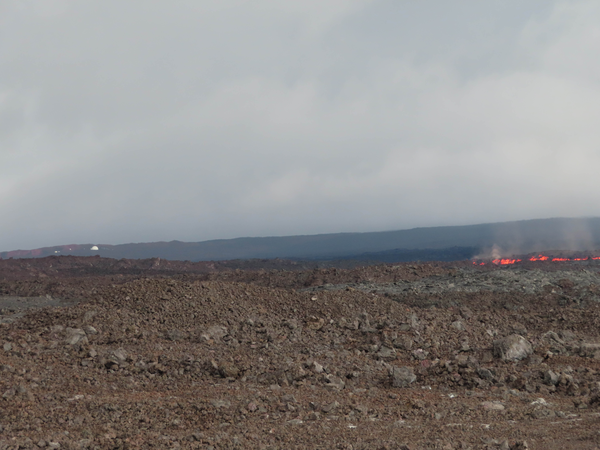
(2, 0, 600, 250)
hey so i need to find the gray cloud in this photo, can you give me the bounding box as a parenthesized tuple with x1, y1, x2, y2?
(2, 0, 600, 251)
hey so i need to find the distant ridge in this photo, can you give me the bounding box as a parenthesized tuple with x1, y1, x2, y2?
(3, 217, 600, 262)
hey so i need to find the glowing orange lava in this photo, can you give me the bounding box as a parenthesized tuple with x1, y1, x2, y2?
(473, 255, 600, 266)
(491, 258, 521, 265)
(529, 255, 549, 261)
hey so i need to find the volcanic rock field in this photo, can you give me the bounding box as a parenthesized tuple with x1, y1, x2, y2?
(1, 256, 600, 449)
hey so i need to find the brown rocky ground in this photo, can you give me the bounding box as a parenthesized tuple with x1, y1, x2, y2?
(1, 256, 600, 449)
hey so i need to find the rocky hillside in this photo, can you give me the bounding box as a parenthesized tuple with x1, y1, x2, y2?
(1, 257, 600, 448)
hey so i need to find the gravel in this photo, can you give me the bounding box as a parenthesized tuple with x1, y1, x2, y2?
(1, 257, 600, 448)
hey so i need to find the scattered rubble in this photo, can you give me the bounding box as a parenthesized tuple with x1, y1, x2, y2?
(1, 256, 600, 448)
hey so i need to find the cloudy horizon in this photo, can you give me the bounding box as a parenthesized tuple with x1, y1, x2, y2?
(2, 1, 600, 251)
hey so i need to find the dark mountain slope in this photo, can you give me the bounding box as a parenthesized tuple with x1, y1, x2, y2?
(2, 217, 600, 262)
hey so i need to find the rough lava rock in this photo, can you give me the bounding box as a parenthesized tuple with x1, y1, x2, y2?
(1, 256, 600, 448)
(493, 334, 533, 361)
(390, 366, 417, 387)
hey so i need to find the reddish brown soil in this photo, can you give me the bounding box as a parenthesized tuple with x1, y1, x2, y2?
(1, 256, 600, 449)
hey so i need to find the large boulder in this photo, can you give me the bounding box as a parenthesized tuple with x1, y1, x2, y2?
(390, 366, 416, 388)
(493, 334, 533, 362)
(64, 327, 88, 346)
